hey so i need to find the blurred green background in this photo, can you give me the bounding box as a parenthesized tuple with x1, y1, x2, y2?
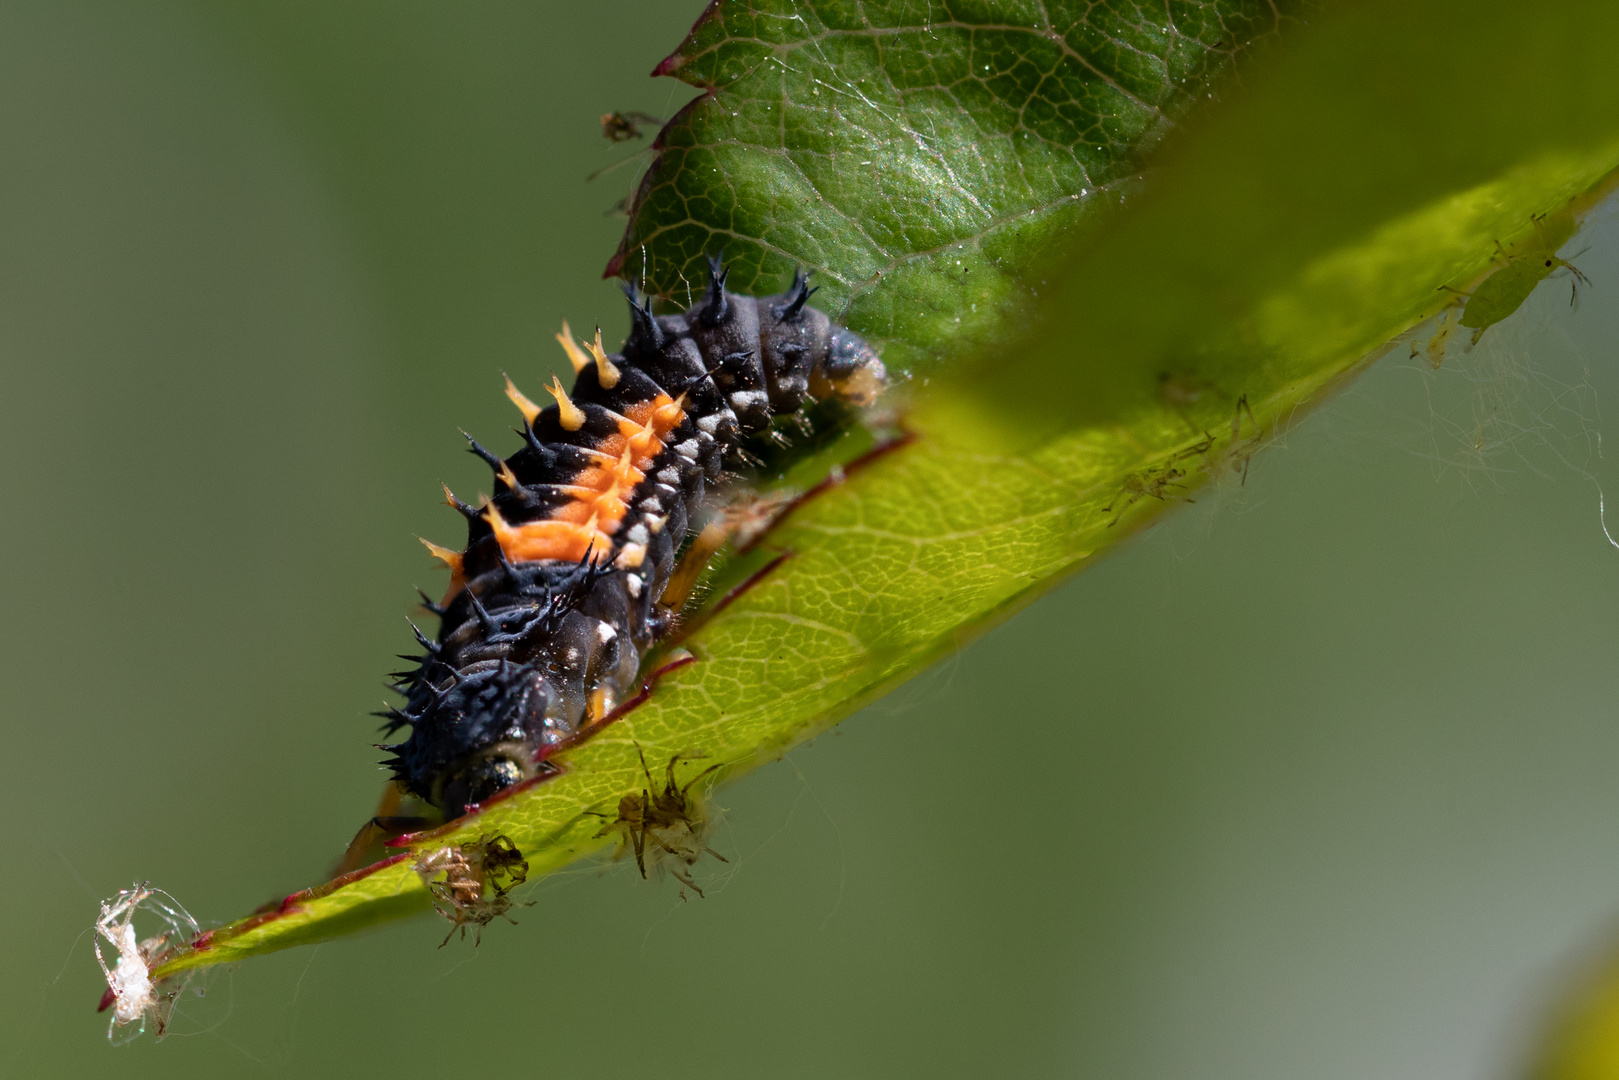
(5, 2, 1619, 1076)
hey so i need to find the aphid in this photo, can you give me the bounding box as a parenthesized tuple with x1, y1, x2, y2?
(1158, 369, 1217, 414)
(1213, 393, 1259, 484)
(599, 110, 661, 142)
(1157, 373, 1260, 471)
(594, 747, 727, 898)
(413, 834, 531, 946)
(1104, 465, 1190, 522)
(1104, 434, 1216, 524)
(375, 261, 886, 823)
(1157, 368, 1218, 433)
(1448, 209, 1590, 345)
(92, 884, 201, 1043)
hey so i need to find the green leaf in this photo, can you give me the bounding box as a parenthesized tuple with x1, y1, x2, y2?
(609, 0, 1314, 373)
(1528, 939, 1619, 1079)
(152, 0, 1619, 979)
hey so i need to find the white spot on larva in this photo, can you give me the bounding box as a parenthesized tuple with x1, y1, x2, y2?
(597, 621, 617, 642)
(625, 574, 643, 598)
(695, 415, 720, 435)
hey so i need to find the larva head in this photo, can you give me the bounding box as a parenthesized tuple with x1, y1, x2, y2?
(385, 660, 552, 818)
(754, 266, 888, 412)
(437, 742, 535, 820)
(817, 324, 886, 407)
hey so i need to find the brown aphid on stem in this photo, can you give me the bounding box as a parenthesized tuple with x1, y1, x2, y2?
(413, 834, 531, 947)
(595, 747, 727, 898)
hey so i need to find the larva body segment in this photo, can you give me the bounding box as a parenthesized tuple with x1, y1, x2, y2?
(380, 264, 886, 817)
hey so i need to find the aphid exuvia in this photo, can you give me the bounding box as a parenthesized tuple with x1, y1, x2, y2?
(93, 884, 201, 1043)
(594, 746, 727, 898)
(414, 833, 531, 946)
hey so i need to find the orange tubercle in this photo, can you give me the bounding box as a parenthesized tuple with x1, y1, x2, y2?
(587, 327, 620, 389)
(419, 536, 466, 600)
(503, 375, 541, 425)
(546, 376, 585, 431)
(478, 392, 687, 568)
(419, 537, 463, 574)
(556, 320, 591, 375)
(484, 502, 612, 564)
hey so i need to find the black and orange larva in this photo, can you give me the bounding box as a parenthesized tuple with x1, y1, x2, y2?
(378, 261, 886, 817)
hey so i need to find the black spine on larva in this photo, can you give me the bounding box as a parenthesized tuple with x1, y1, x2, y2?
(382, 265, 887, 817)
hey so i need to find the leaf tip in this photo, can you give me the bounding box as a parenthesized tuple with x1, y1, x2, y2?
(652, 0, 723, 81)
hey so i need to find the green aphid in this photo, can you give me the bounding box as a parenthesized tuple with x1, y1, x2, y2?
(1447, 209, 1589, 346)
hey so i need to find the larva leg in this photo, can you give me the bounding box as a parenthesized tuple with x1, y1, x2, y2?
(660, 518, 733, 613)
(334, 782, 433, 875)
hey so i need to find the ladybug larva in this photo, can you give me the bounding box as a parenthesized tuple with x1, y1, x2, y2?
(377, 260, 886, 818)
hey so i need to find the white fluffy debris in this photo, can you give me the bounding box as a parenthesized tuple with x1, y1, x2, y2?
(93, 883, 200, 1043)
